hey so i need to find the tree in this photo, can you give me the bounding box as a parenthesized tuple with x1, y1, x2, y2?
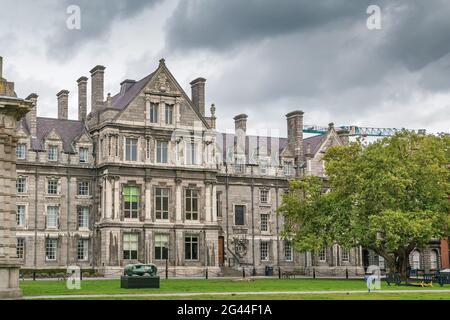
(279, 131, 450, 279)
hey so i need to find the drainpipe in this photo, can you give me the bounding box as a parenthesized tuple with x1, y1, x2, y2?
(66, 168, 71, 267)
(33, 159, 38, 279)
(251, 165, 256, 276)
(225, 163, 230, 267)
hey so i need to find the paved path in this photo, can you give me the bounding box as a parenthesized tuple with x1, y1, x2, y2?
(23, 289, 450, 300)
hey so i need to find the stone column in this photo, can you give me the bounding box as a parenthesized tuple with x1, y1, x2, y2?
(205, 181, 212, 222)
(175, 178, 182, 222)
(105, 176, 112, 220)
(0, 57, 32, 299)
(113, 177, 120, 220)
(145, 178, 152, 221)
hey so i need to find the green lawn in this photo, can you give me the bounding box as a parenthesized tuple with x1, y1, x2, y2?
(20, 278, 450, 299)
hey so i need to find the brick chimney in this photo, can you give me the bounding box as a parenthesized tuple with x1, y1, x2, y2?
(77, 76, 88, 122)
(234, 113, 248, 155)
(286, 110, 304, 167)
(190, 77, 206, 116)
(57, 90, 69, 120)
(25, 93, 38, 138)
(90, 65, 106, 112)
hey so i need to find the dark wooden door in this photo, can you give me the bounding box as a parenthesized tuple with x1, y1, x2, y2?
(218, 236, 224, 266)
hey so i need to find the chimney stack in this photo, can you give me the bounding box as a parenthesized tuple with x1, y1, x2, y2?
(234, 114, 248, 155)
(190, 77, 206, 115)
(77, 76, 88, 122)
(25, 93, 38, 138)
(286, 110, 304, 168)
(57, 90, 69, 120)
(90, 65, 106, 112)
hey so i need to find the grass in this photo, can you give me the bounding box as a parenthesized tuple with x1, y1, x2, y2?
(20, 278, 450, 300)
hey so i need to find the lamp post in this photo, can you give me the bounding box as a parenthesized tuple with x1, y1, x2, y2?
(164, 241, 169, 279)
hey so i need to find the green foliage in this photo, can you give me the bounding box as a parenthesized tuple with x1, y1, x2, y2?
(279, 131, 450, 272)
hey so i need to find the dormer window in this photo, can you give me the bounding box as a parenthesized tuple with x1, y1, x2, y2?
(165, 104, 173, 125)
(79, 147, 88, 163)
(284, 161, 293, 176)
(149, 102, 158, 123)
(16, 143, 26, 160)
(48, 145, 58, 161)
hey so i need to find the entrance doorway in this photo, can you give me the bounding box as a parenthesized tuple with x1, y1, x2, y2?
(218, 236, 224, 266)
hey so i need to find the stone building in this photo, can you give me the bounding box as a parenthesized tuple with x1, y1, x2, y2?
(11, 58, 441, 277)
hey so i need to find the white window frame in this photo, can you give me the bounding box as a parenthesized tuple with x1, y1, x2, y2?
(149, 102, 158, 123)
(155, 234, 169, 260)
(260, 213, 269, 232)
(79, 147, 88, 163)
(16, 205, 26, 227)
(318, 248, 327, 262)
(77, 207, 89, 229)
(123, 233, 138, 260)
(77, 239, 89, 261)
(184, 235, 199, 261)
(16, 177, 27, 194)
(260, 189, 269, 203)
(284, 241, 293, 261)
(283, 160, 293, 176)
(341, 248, 350, 262)
(185, 141, 198, 165)
(156, 141, 168, 164)
(165, 104, 173, 125)
(16, 143, 26, 160)
(155, 188, 169, 220)
(45, 238, 57, 261)
(185, 189, 199, 220)
(125, 137, 138, 162)
(46, 206, 59, 229)
(47, 178, 58, 195)
(260, 241, 269, 261)
(48, 145, 58, 162)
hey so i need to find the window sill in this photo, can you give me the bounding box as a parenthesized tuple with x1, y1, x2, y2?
(78, 227, 90, 232)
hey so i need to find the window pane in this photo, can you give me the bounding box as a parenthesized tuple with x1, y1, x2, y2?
(235, 205, 245, 225)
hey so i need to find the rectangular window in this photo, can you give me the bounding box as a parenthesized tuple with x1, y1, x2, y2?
(123, 186, 139, 219)
(284, 241, 293, 261)
(260, 190, 269, 203)
(45, 239, 57, 261)
(156, 141, 168, 163)
(318, 248, 326, 262)
(16, 205, 25, 227)
(155, 234, 169, 260)
(77, 181, 89, 196)
(235, 159, 245, 173)
(16, 143, 26, 160)
(48, 145, 58, 161)
(125, 138, 138, 161)
(260, 214, 269, 232)
(115, 136, 119, 157)
(77, 207, 89, 228)
(284, 161, 293, 176)
(17, 238, 25, 259)
(341, 249, 350, 262)
(165, 104, 173, 125)
(149, 102, 158, 123)
(234, 205, 245, 225)
(216, 192, 222, 217)
(184, 236, 198, 260)
(77, 239, 89, 261)
(155, 188, 169, 220)
(185, 189, 198, 220)
(47, 179, 58, 195)
(79, 147, 88, 163)
(260, 241, 269, 261)
(46, 206, 58, 229)
(16, 177, 26, 194)
(123, 233, 138, 260)
(186, 142, 198, 165)
(260, 160, 268, 175)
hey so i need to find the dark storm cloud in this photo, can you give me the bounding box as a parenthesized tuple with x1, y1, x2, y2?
(46, 0, 163, 60)
(165, 0, 373, 52)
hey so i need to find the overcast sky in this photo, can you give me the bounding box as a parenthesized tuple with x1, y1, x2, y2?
(1, 0, 449, 136)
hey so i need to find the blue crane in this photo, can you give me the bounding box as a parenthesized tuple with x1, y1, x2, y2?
(302, 124, 425, 137)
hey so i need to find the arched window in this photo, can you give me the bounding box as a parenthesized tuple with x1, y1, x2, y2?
(430, 250, 438, 270)
(411, 250, 421, 269)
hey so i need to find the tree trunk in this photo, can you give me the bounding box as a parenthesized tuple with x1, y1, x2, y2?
(395, 254, 410, 280)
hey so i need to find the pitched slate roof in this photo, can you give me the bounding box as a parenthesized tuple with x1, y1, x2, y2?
(110, 72, 155, 110)
(18, 117, 86, 153)
(216, 133, 325, 163)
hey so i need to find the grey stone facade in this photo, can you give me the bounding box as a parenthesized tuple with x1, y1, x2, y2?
(10, 58, 441, 277)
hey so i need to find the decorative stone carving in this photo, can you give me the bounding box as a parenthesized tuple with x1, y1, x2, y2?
(154, 73, 170, 93)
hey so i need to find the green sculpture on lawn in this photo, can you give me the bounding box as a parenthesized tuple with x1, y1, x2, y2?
(124, 263, 158, 277)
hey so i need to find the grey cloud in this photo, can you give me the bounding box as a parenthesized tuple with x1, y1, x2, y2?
(165, 0, 372, 52)
(46, 0, 163, 60)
